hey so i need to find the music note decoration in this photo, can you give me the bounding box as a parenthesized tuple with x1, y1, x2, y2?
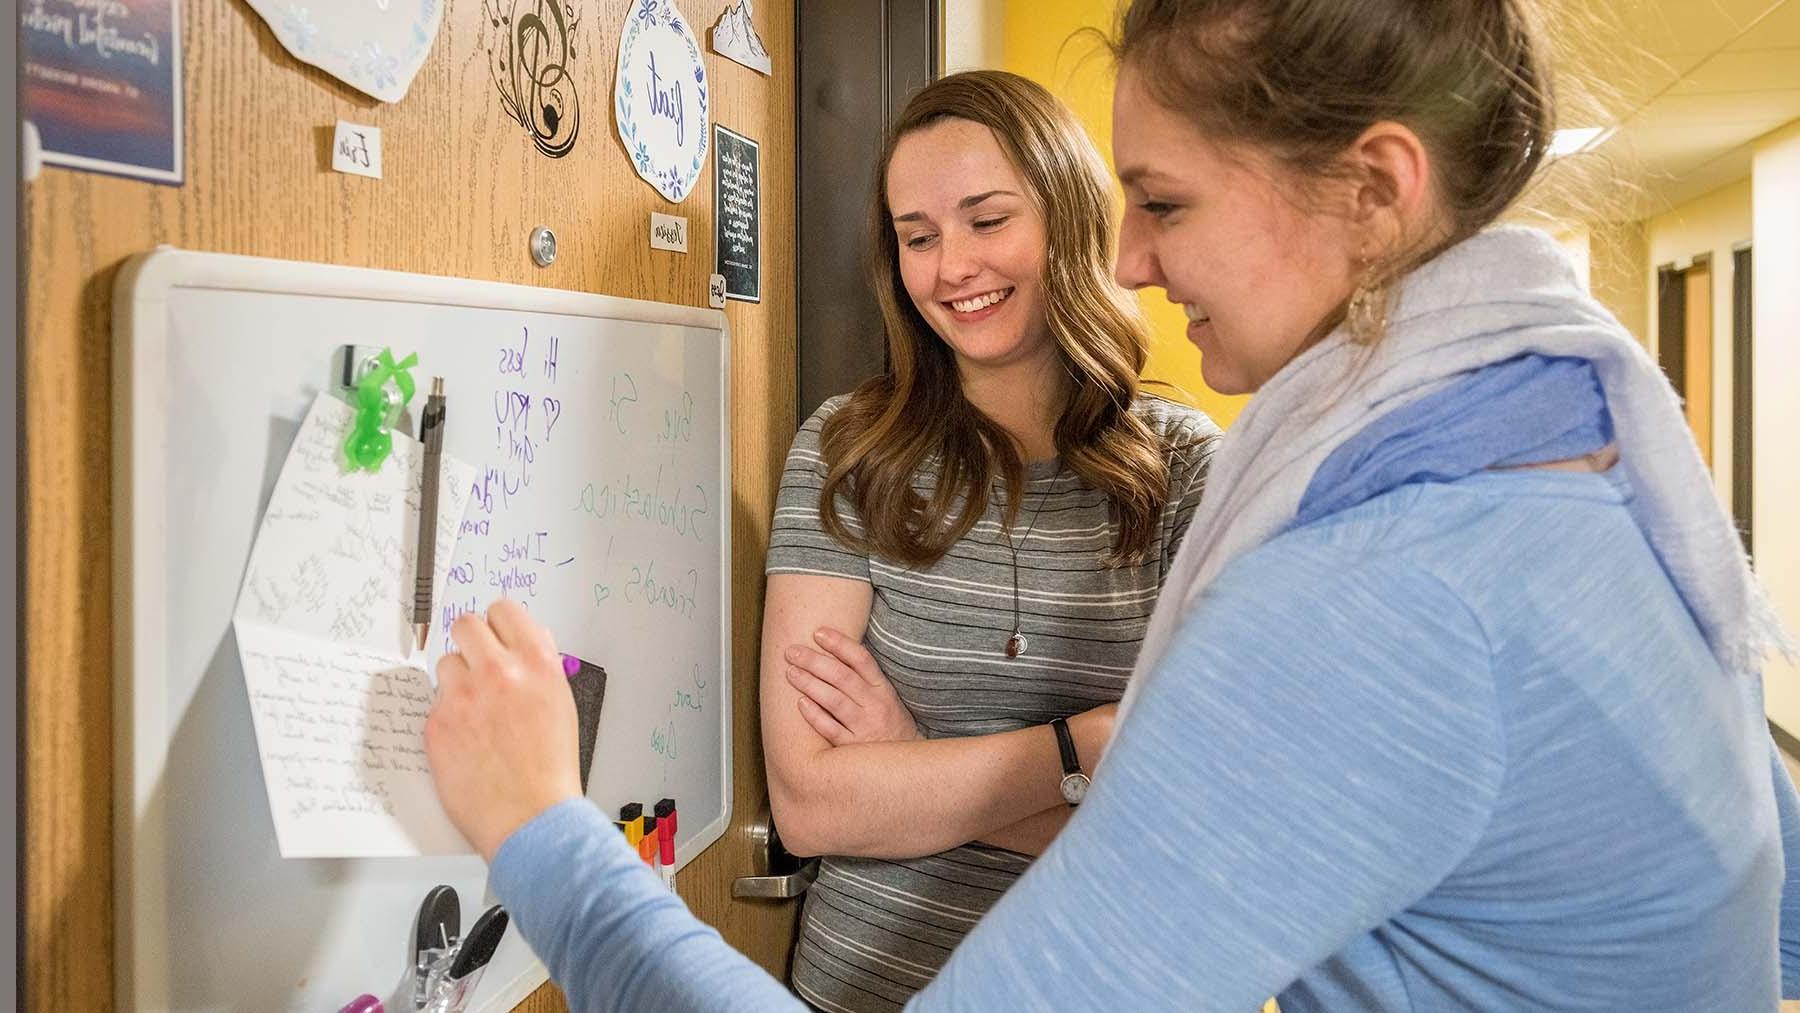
(484, 0, 584, 159)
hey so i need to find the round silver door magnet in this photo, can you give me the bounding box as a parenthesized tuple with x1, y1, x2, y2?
(529, 226, 558, 267)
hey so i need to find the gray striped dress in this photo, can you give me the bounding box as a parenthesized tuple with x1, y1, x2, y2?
(765, 394, 1220, 1012)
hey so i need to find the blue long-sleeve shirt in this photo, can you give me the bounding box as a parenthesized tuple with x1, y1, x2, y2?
(492, 469, 1798, 1010)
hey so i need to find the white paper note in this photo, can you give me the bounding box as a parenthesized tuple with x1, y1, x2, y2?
(650, 212, 690, 253)
(233, 392, 476, 857)
(331, 121, 383, 179)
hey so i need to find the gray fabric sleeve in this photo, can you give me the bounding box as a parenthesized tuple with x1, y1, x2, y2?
(765, 398, 870, 583)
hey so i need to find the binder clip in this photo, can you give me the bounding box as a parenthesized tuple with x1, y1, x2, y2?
(343, 346, 420, 472)
(411, 885, 460, 1010)
(410, 884, 509, 1013)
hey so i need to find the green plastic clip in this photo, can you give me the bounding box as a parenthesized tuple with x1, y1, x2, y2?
(343, 347, 420, 472)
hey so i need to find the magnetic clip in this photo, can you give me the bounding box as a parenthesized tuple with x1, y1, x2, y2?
(411, 885, 461, 1011)
(409, 885, 509, 1013)
(334, 344, 387, 393)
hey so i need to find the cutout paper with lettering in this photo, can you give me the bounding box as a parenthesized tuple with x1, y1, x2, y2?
(231, 392, 476, 857)
(246, 0, 444, 104)
(650, 212, 689, 252)
(331, 121, 383, 179)
(614, 0, 710, 202)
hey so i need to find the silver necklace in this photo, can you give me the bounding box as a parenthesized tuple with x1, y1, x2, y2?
(999, 473, 1053, 658)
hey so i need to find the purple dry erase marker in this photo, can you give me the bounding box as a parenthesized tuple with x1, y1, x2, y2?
(339, 994, 383, 1013)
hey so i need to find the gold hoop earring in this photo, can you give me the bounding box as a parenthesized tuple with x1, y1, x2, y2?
(1345, 262, 1389, 345)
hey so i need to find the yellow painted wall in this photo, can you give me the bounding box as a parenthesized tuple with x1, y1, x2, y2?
(1589, 221, 1650, 349)
(999, 1, 1249, 426)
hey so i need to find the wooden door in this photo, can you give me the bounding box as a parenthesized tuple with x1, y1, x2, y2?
(1684, 260, 1714, 466)
(1732, 245, 1754, 555)
(22, 1, 800, 1008)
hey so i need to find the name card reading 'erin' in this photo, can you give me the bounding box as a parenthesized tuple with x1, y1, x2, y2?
(331, 121, 382, 179)
(232, 392, 476, 857)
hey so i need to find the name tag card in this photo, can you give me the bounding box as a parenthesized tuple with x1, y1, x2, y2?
(650, 212, 689, 253)
(331, 121, 382, 179)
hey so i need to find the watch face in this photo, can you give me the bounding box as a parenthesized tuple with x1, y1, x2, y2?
(1060, 772, 1090, 805)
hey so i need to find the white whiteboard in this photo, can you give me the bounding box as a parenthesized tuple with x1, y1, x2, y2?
(112, 248, 733, 1012)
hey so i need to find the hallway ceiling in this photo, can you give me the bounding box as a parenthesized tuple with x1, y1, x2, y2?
(1555, 0, 1800, 216)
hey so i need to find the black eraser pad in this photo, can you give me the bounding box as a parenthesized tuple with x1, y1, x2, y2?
(567, 659, 608, 794)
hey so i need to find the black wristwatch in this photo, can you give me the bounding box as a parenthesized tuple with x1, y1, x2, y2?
(1050, 717, 1090, 806)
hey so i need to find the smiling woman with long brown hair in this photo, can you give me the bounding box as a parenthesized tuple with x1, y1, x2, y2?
(758, 69, 1218, 1010)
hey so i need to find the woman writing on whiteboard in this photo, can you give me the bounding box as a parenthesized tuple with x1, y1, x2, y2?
(758, 69, 1218, 1010)
(428, 0, 1800, 1008)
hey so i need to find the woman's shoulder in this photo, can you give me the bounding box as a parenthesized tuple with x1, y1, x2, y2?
(801, 393, 854, 431)
(1129, 393, 1222, 460)
(788, 394, 856, 454)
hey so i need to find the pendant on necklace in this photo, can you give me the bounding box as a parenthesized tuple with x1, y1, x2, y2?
(1006, 632, 1028, 658)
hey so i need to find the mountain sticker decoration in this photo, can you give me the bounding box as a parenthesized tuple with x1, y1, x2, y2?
(709, 0, 770, 76)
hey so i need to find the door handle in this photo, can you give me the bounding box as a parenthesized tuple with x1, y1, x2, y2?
(732, 803, 820, 900)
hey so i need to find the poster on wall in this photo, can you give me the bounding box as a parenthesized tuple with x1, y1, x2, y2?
(614, 0, 711, 203)
(21, 0, 183, 184)
(713, 125, 760, 303)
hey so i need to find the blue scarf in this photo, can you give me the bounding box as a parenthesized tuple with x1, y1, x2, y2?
(1294, 355, 1613, 530)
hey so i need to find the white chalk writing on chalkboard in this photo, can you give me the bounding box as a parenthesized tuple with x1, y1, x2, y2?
(713, 124, 760, 302)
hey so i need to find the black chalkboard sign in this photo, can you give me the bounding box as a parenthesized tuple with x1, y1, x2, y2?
(713, 124, 761, 303)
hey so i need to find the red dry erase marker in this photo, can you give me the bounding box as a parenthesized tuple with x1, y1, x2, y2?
(656, 817, 676, 891)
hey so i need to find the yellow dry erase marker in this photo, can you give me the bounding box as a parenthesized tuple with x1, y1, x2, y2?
(620, 802, 644, 847)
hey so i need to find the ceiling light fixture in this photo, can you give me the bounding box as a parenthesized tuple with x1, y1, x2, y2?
(1549, 126, 1615, 158)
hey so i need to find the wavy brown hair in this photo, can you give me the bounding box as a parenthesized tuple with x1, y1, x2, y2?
(817, 70, 1173, 568)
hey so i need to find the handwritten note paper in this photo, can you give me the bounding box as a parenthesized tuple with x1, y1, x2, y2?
(233, 393, 476, 857)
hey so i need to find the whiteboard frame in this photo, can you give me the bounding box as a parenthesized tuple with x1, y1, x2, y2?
(112, 247, 734, 1012)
